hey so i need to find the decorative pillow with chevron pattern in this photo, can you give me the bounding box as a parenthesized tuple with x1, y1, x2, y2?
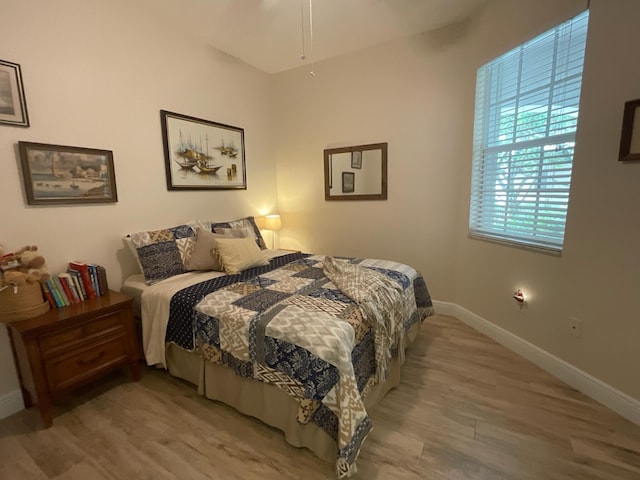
(129, 224, 196, 284)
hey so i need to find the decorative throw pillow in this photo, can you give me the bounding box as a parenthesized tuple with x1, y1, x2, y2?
(214, 236, 269, 274)
(128, 224, 196, 284)
(210, 216, 267, 250)
(213, 225, 255, 239)
(123, 236, 145, 274)
(187, 229, 224, 271)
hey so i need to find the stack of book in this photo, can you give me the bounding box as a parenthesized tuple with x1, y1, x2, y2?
(41, 262, 109, 308)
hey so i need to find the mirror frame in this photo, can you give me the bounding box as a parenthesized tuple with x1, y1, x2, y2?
(324, 142, 387, 201)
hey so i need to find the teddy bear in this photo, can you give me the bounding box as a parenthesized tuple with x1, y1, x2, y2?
(16, 245, 49, 282)
(0, 245, 50, 287)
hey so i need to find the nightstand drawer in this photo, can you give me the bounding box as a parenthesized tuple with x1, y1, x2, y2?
(45, 335, 128, 393)
(39, 311, 125, 355)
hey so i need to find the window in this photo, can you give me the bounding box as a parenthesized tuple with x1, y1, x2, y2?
(469, 11, 589, 253)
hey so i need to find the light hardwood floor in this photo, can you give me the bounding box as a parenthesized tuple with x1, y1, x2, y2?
(1, 314, 639, 479)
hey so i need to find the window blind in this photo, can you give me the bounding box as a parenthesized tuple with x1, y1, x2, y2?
(469, 11, 589, 253)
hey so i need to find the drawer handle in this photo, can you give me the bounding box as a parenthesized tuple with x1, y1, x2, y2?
(77, 350, 106, 367)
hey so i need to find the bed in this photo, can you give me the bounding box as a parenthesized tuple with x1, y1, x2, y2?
(122, 217, 434, 478)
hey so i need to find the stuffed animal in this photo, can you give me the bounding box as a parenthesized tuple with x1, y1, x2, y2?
(3, 270, 28, 286)
(0, 251, 28, 287)
(0, 246, 19, 272)
(15, 245, 49, 283)
(0, 245, 50, 287)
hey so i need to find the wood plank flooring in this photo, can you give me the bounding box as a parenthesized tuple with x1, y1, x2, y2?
(1, 314, 639, 479)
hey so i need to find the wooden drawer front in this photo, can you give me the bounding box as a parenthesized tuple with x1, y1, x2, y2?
(40, 311, 125, 355)
(45, 336, 128, 393)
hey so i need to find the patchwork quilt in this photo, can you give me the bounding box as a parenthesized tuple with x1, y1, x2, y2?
(165, 252, 433, 478)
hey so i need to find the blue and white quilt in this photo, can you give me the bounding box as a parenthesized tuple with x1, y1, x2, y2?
(164, 252, 433, 478)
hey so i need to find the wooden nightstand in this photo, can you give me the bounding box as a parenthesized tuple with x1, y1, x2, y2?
(7, 290, 141, 427)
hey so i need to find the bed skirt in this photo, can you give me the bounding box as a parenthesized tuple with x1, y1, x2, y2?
(164, 319, 421, 463)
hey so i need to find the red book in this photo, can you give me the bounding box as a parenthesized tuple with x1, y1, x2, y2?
(56, 273, 77, 304)
(58, 273, 80, 303)
(40, 281, 56, 308)
(68, 261, 97, 299)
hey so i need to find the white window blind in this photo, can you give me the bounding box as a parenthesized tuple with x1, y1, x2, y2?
(469, 11, 589, 253)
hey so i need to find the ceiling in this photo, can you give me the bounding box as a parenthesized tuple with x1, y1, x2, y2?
(137, 0, 487, 74)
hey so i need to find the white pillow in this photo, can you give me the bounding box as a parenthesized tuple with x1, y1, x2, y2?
(187, 229, 224, 271)
(124, 236, 144, 273)
(214, 236, 269, 274)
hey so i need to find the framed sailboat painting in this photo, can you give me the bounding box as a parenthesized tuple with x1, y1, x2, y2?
(161, 110, 247, 190)
(18, 141, 118, 205)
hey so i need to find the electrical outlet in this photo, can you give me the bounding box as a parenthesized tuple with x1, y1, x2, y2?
(569, 317, 582, 337)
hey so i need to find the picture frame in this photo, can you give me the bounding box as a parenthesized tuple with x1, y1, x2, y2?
(18, 142, 118, 205)
(342, 171, 355, 193)
(351, 150, 362, 169)
(0, 59, 29, 127)
(618, 98, 640, 161)
(161, 109, 247, 190)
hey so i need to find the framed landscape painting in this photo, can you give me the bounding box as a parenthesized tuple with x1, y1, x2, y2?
(161, 109, 247, 190)
(18, 142, 118, 205)
(0, 59, 29, 127)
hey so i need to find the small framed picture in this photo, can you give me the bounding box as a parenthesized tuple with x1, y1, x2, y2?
(342, 171, 355, 193)
(351, 150, 362, 169)
(618, 98, 640, 161)
(18, 142, 118, 205)
(0, 59, 29, 127)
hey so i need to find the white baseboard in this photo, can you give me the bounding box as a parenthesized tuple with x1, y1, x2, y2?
(0, 389, 24, 420)
(432, 300, 640, 427)
(2, 302, 637, 426)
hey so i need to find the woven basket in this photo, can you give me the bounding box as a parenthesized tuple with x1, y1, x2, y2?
(0, 282, 50, 323)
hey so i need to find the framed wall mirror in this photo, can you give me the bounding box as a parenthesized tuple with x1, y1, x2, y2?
(324, 142, 387, 201)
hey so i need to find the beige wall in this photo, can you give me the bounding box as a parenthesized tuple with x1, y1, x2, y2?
(274, 0, 640, 403)
(454, 0, 640, 402)
(273, 30, 467, 299)
(0, 0, 276, 398)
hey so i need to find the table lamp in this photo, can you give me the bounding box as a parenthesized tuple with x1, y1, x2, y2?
(264, 214, 282, 249)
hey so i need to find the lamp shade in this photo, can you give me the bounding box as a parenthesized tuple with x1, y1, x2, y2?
(264, 214, 281, 231)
